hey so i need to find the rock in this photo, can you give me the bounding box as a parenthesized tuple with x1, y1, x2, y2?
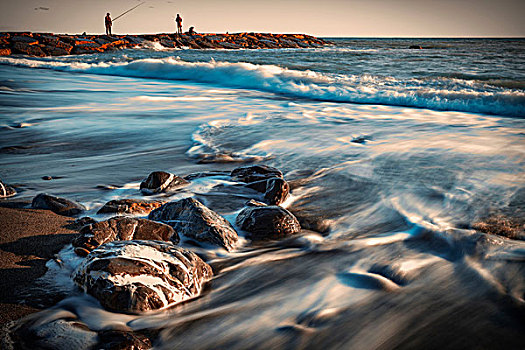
(11, 35, 39, 45)
(32, 193, 85, 216)
(409, 45, 423, 49)
(236, 201, 301, 240)
(246, 177, 290, 205)
(72, 216, 178, 256)
(97, 198, 165, 215)
(230, 165, 283, 183)
(149, 197, 238, 251)
(70, 216, 98, 230)
(96, 330, 152, 350)
(12, 42, 46, 56)
(0, 47, 11, 56)
(72, 41, 102, 54)
(140, 171, 189, 195)
(73, 240, 213, 313)
(42, 45, 71, 56)
(0, 179, 16, 198)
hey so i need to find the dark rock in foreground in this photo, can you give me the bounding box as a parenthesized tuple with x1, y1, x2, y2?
(73, 240, 213, 313)
(236, 200, 301, 240)
(32, 193, 85, 216)
(0, 179, 16, 198)
(73, 216, 178, 256)
(140, 171, 189, 195)
(97, 198, 165, 215)
(0, 31, 331, 57)
(149, 197, 238, 251)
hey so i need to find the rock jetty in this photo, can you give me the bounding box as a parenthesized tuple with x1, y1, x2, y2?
(0, 32, 331, 57)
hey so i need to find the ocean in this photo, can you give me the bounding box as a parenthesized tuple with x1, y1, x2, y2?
(0, 38, 524, 349)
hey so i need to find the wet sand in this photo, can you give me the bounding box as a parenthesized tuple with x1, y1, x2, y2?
(0, 204, 77, 325)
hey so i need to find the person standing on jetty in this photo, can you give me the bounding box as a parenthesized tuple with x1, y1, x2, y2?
(105, 13, 112, 35)
(175, 14, 183, 34)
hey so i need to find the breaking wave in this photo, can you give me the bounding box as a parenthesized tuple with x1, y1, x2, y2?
(1, 56, 524, 117)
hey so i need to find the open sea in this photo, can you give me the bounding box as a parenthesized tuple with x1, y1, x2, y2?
(0, 38, 524, 349)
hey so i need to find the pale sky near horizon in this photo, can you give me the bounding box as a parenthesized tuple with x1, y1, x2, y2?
(0, 0, 523, 37)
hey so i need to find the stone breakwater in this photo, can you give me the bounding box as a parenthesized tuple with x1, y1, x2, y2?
(0, 32, 331, 56)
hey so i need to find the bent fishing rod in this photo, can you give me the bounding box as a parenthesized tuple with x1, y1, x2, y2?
(113, 2, 146, 22)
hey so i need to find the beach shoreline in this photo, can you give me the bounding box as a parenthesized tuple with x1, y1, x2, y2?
(0, 204, 78, 326)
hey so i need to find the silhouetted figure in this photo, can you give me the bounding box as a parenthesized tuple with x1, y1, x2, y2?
(188, 26, 195, 35)
(105, 13, 112, 35)
(175, 14, 182, 35)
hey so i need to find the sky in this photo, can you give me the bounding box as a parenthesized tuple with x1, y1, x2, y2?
(0, 0, 524, 37)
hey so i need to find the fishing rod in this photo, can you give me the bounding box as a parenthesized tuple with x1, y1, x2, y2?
(113, 2, 146, 22)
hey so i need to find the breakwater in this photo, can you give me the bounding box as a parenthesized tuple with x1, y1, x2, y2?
(0, 32, 331, 56)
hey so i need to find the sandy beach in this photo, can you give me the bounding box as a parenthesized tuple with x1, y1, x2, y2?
(0, 204, 77, 325)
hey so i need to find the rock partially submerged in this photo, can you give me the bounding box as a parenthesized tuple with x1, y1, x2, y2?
(97, 198, 165, 215)
(232, 165, 290, 205)
(231, 165, 283, 183)
(73, 216, 178, 256)
(32, 193, 85, 216)
(140, 171, 189, 195)
(0, 178, 16, 198)
(73, 240, 213, 313)
(149, 197, 238, 251)
(236, 200, 301, 240)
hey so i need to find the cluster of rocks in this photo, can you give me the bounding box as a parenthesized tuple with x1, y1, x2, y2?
(21, 165, 302, 317)
(0, 32, 331, 57)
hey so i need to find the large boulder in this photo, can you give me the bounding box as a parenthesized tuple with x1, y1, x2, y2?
(32, 193, 85, 216)
(140, 171, 189, 195)
(148, 197, 238, 251)
(97, 198, 165, 215)
(73, 240, 213, 313)
(0, 179, 16, 198)
(72, 216, 178, 256)
(236, 200, 301, 240)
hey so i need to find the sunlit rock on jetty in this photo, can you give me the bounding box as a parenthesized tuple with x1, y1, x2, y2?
(0, 32, 331, 56)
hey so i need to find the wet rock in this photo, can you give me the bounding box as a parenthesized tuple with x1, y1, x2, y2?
(246, 177, 290, 205)
(236, 201, 301, 240)
(97, 198, 164, 215)
(231, 164, 283, 183)
(96, 330, 152, 350)
(73, 216, 178, 256)
(73, 240, 213, 313)
(140, 171, 189, 195)
(149, 197, 238, 251)
(32, 193, 85, 216)
(409, 45, 423, 49)
(0, 179, 17, 198)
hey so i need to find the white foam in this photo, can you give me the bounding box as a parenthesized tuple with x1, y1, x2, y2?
(1, 56, 523, 117)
